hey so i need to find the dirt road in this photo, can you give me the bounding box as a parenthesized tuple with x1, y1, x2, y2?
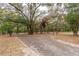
(18, 34, 79, 56)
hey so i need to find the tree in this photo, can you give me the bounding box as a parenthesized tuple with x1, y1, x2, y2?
(0, 8, 14, 36)
(0, 7, 26, 36)
(0, 20, 14, 36)
(65, 11, 79, 36)
(64, 3, 79, 36)
(46, 3, 65, 34)
(9, 3, 42, 35)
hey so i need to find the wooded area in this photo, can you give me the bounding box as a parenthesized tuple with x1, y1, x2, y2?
(0, 3, 79, 36)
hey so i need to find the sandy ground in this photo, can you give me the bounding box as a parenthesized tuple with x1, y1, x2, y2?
(0, 35, 38, 56)
(50, 32, 79, 45)
(0, 35, 24, 56)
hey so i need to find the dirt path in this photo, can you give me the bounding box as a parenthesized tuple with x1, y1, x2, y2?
(18, 34, 79, 56)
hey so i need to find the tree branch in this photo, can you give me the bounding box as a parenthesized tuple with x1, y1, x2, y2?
(9, 3, 28, 21)
(32, 4, 41, 19)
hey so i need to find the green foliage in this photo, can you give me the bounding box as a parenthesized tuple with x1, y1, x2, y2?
(65, 12, 79, 35)
(0, 21, 14, 36)
(0, 8, 27, 36)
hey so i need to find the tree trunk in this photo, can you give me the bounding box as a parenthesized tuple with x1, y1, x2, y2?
(9, 33, 12, 37)
(28, 27, 34, 35)
(16, 24, 19, 33)
(73, 31, 78, 36)
(27, 24, 34, 35)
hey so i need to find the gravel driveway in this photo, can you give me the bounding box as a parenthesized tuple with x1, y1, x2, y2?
(17, 34, 79, 56)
